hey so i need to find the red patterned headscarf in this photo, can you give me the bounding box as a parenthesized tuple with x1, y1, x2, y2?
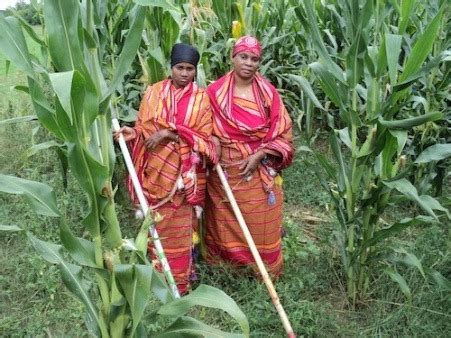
(232, 35, 262, 58)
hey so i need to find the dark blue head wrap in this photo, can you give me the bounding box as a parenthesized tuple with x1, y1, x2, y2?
(170, 43, 200, 68)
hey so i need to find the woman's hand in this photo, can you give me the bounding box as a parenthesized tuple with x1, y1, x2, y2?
(113, 126, 136, 142)
(239, 149, 266, 178)
(144, 129, 178, 149)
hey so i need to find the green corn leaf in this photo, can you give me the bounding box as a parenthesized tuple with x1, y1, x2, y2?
(101, 5, 146, 103)
(389, 130, 408, 156)
(346, 29, 365, 88)
(196, 63, 207, 88)
(374, 133, 397, 179)
(0, 115, 36, 125)
(44, 0, 85, 72)
(27, 78, 64, 140)
(12, 10, 46, 47)
(385, 34, 402, 85)
(399, 4, 445, 82)
(357, 127, 377, 157)
(427, 269, 451, 291)
(49, 71, 77, 124)
(150, 269, 173, 304)
(60, 221, 97, 268)
(53, 97, 77, 143)
(383, 179, 448, 220)
(378, 112, 443, 129)
(27, 140, 63, 158)
(329, 131, 348, 193)
(155, 316, 244, 338)
(376, 34, 388, 78)
(0, 14, 35, 78)
(0, 174, 59, 217)
(159, 284, 250, 336)
(43, 1, 100, 136)
(0, 225, 23, 232)
(314, 153, 337, 179)
(351, 165, 365, 194)
(134, 0, 180, 12)
(161, 10, 181, 58)
(83, 28, 97, 49)
(287, 74, 324, 110)
(147, 47, 167, 84)
(27, 233, 100, 332)
(398, 251, 425, 278)
(359, 0, 374, 31)
(361, 216, 432, 250)
(54, 146, 69, 190)
(338, 127, 352, 150)
(366, 77, 380, 121)
(310, 62, 346, 108)
(194, 28, 207, 56)
(399, 0, 417, 34)
(67, 144, 109, 237)
(134, 212, 156, 258)
(5, 59, 10, 75)
(115, 264, 153, 336)
(211, 0, 233, 36)
(384, 268, 411, 300)
(393, 53, 444, 92)
(415, 144, 451, 163)
(297, 0, 343, 80)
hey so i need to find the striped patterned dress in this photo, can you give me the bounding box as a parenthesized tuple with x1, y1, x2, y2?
(128, 79, 217, 294)
(205, 71, 294, 277)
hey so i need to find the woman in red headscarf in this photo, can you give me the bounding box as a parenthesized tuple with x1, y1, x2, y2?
(114, 43, 217, 294)
(205, 36, 294, 277)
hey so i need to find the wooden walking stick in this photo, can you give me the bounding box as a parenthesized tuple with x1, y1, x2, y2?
(215, 163, 296, 338)
(112, 116, 181, 299)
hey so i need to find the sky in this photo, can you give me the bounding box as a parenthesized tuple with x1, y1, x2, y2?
(0, 0, 30, 10)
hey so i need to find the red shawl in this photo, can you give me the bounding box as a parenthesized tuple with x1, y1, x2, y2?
(207, 71, 293, 191)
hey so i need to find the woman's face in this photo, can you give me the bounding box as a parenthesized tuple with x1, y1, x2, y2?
(232, 52, 260, 80)
(171, 62, 196, 88)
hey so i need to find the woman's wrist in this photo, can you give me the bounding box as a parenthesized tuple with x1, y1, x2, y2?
(256, 149, 267, 161)
(166, 130, 179, 142)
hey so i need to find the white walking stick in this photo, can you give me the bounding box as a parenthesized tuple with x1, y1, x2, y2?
(215, 163, 296, 337)
(112, 117, 181, 299)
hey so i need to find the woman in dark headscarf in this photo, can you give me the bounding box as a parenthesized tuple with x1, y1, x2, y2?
(114, 43, 217, 294)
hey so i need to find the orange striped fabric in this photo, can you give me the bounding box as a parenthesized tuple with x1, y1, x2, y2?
(147, 193, 195, 294)
(127, 79, 216, 294)
(205, 165, 284, 277)
(129, 79, 217, 207)
(204, 84, 294, 276)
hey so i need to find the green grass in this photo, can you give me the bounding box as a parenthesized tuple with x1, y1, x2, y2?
(1, 26, 450, 337)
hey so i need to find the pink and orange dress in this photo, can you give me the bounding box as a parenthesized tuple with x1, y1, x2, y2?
(205, 71, 294, 277)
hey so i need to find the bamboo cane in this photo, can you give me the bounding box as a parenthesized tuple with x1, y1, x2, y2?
(112, 117, 181, 299)
(215, 163, 296, 338)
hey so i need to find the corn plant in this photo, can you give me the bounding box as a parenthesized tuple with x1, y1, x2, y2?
(0, 0, 250, 336)
(294, 0, 450, 305)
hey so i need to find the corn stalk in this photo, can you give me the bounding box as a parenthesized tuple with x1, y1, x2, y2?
(295, 0, 450, 306)
(0, 0, 249, 336)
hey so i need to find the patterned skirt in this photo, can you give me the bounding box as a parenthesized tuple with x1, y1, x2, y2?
(147, 192, 195, 294)
(204, 165, 284, 277)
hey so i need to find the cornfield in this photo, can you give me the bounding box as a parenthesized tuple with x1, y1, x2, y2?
(0, 0, 449, 336)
